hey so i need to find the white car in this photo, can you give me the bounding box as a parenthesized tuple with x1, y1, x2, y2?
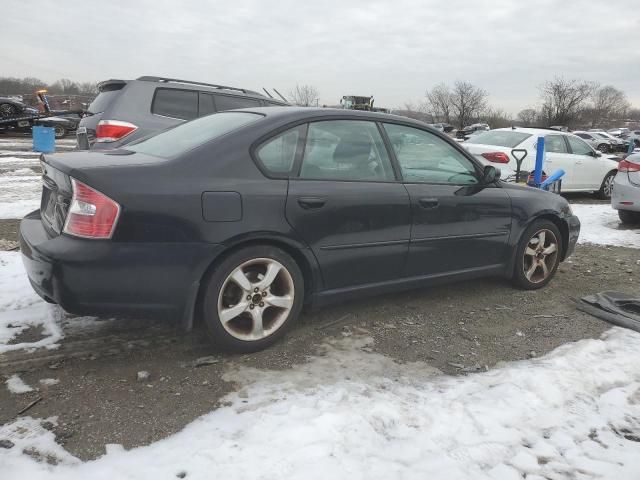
(464, 128, 619, 198)
(612, 154, 640, 224)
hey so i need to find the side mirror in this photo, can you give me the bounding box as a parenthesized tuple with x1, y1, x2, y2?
(482, 165, 500, 184)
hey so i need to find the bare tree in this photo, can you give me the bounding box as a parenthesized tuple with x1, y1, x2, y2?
(425, 83, 452, 123)
(517, 108, 538, 126)
(480, 107, 512, 129)
(289, 84, 319, 107)
(539, 77, 596, 126)
(397, 102, 431, 121)
(449, 81, 487, 128)
(586, 85, 630, 127)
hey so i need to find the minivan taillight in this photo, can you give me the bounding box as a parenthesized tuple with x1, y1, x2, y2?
(95, 120, 137, 142)
(481, 152, 511, 164)
(63, 179, 120, 239)
(618, 159, 640, 173)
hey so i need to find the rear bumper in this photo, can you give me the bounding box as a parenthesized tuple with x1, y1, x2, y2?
(564, 214, 580, 260)
(612, 175, 640, 212)
(20, 210, 222, 320)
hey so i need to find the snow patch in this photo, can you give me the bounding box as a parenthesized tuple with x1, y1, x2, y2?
(0, 168, 41, 219)
(573, 203, 639, 248)
(39, 378, 59, 386)
(0, 252, 63, 352)
(1, 329, 640, 479)
(6, 374, 34, 394)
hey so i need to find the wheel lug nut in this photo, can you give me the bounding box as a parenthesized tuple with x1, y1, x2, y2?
(249, 304, 255, 310)
(262, 291, 267, 297)
(254, 287, 259, 293)
(246, 295, 251, 300)
(259, 302, 264, 307)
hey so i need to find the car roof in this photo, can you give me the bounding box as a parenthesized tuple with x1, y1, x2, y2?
(491, 127, 567, 135)
(230, 106, 433, 127)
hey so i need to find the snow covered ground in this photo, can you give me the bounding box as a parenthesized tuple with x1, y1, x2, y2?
(573, 203, 640, 249)
(0, 252, 63, 353)
(0, 164, 42, 219)
(1, 329, 640, 479)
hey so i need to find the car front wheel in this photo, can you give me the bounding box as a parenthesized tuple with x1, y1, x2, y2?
(597, 143, 610, 153)
(201, 245, 304, 352)
(512, 220, 562, 290)
(53, 125, 67, 138)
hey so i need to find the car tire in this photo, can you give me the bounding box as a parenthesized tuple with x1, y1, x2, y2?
(596, 171, 616, 200)
(201, 245, 304, 353)
(618, 209, 640, 225)
(0, 103, 18, 118)
(597, 144, 610, 153)
(512, 220, 563, 290)
(53, 125, 67, 139)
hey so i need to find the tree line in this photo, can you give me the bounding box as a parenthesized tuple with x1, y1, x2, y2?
(0, 77, 98, 96)
(421, 77, 637, 129)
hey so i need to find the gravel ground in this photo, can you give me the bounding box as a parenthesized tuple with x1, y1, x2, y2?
(0, 136, 637, 461)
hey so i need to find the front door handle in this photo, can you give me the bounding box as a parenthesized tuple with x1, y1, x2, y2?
(298, 196, 327, 209)
(418, 197, 439, 209)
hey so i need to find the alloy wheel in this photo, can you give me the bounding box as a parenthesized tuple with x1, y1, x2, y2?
(217, 258, 295, 341)
(603, 174, 615, 198)
(522, 229, 559, 284)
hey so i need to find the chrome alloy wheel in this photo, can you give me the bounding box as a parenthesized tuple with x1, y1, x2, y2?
(522, 229, 559, 284)
(217, 258, 295, 341)
(603, 174, 615, 198)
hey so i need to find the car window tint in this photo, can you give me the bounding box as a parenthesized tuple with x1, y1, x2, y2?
(465, 130, 531, 148)
(575, 133, 589, 139)
(256, 126, 303, 175)
(300, 121, 395, 181)
(126, 112, 262, 158)
(384, 123, 478, 185)
(566, 135, 593, 155)
(198, 93, 215, 116)
(152, 88, 198, 120)
(214, 95, 261, 112)
(544, 135, 568, 153)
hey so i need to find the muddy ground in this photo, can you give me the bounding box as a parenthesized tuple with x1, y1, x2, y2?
(1, 235, 636, 460)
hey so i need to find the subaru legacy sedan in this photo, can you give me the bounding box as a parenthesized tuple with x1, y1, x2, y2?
(20, 108, 580, 352)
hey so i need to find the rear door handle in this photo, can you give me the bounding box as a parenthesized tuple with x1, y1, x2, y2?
(297, 196, 327, 209)
(418, 197, 439, 209)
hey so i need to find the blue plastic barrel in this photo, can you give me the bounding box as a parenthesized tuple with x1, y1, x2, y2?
(33, 126, 55, 153)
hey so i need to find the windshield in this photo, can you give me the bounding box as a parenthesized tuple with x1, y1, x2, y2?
(127, 112, 262, 158)
(466, 130, 531, 148)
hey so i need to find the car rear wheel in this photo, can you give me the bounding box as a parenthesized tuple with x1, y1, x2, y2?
(512, 220, 562, 290)
(0, 103, 18, 118)
(618, 209, 640, 225)
(597, 143, 610, 153)
(596, 171, 616, 200)
(201, 245, 304, 352)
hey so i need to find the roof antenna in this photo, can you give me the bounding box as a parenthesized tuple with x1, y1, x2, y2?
(272, 88, 288, 102)
(262, 88, 274, 99)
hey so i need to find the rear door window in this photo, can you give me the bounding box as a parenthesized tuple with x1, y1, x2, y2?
(566, 135, 594, 155)
(152, 88, 198, 120)
(544, 135, 568, 153)
(214, 94, 261, 112)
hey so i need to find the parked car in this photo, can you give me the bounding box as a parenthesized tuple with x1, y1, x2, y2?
(456, 123, 490, 139)
(464, 128, 619, 198)
(620, 130, 640, 148)
(612, 154, 640, 224)
(608, 128, 630, 137)
(0, 96, 80, 138)
(573, 131, 615, 153)
(76, 76, 288, 150)
(0, 96, 37, 118)
(20, 108, 580, 352)
(586, 130, 629, 152)
(37, 113, 81, 138)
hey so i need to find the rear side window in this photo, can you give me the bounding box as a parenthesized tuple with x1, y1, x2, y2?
(466, 131, 531, 148)
(126, 112, 262, 158)
(255, 126, 304, 176)
(544, 135, 568, 153)
(214, 95, 261, 112)
(152, 88, 198, 120)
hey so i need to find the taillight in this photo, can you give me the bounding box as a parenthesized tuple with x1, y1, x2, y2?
(481, 152, 511, 164)
(618, 159, 640, 172)
(95, 120, 137, 142)
(528, 172, 548, 183)
(63, 179, 120, 239)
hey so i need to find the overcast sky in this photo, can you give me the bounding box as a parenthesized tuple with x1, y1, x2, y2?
(2, 0, 639, 114)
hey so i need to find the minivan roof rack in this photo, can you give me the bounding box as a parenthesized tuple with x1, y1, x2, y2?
(136, 76, 263, 96)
